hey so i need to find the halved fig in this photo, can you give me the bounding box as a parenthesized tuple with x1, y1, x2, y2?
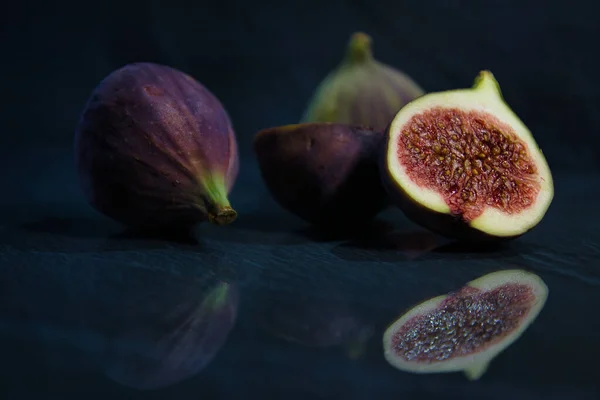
(254, 122, 388, 227)
(383, 269, 548, 380)
(381, 71, 554, 241)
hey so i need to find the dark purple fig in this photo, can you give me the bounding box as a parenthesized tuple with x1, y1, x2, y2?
(301, 32, 425, 132)
(75, 62, 239, 230)
(381, 70, 554, 242)
(105, 280, 239, 390)
(383, 269, 548, 380)
(254, 122, 388, 227)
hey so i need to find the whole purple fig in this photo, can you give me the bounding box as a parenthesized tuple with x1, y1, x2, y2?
(75, 63, 239, 230)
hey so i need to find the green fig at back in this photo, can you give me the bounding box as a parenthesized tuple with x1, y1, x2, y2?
(301, 32, 425, 132)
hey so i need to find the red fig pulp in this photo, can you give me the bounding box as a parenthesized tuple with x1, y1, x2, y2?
(381, 71, 554, 241)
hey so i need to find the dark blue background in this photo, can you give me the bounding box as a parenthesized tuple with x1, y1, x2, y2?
(2, 0, 599, 167)
(1, 1, 599, 399)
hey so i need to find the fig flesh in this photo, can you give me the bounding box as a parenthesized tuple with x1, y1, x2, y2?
(381, 70, 554, 241)
(254, 122, 388, 226)
(301, 32, 425, 132)
(383, 269, 548, 380)
(75, 62, 239, 230)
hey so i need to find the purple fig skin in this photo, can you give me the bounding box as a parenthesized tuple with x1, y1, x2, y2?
(254, 122, 389, 227)
(379, 124, 518, 243)
(75, 62, 239, 230)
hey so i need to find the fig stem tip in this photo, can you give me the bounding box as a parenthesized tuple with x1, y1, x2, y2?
(472, 70, 501, 95)
(346, 31, 373, 64)
(208, 206, 237, 225)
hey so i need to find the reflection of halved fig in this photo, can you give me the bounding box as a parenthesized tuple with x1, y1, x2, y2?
(381, 71, 554, 241)
(105, 280, 239, 390)
(383, 269, 548, 380)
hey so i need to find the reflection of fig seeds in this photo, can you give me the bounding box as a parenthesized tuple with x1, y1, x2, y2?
(392, 283, 534, 363)
(383, 269, 548, 380)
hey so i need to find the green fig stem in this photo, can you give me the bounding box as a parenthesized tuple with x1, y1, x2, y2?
(199, 173, 237, 225)
(472, 70, 502, 97)
(208, 205, 237, 225)
(344, 32, 374, 64)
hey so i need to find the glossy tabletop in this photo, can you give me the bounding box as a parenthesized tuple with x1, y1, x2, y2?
(1, 147, 599, 399)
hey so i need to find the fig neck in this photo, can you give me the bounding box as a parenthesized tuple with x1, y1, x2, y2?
(472, 70, 503, 98)
(200, 174, 238, 225)
(343, 32, 375, 65)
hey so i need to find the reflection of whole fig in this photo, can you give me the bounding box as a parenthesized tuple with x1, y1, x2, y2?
(0, 248, 239, 392)
(75, 62, 239, 230)
(106, 280, 239, 390)
(301, 32, 425, 132)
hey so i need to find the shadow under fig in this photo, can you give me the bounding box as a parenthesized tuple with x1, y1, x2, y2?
(13, 215, 209, 253)
(331, 230, 444, 263)
(429, 238, 541, 260)
(432, 240, 509, 254)
(197, 209, 311, 246)
(97, 226, 209, 252)
(19, 216, 121, 239)
(295, 218, 396, 243)
(331, 227, 542, 262)
(3, 216, 122, 253)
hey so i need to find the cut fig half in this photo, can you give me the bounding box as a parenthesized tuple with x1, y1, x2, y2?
(381, 71, 554, 241)
(383, 269, 548, 380)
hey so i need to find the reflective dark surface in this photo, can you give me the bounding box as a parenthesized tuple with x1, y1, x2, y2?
(1, 146, 599, 399)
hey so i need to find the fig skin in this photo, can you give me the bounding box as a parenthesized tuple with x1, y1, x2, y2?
(379, 168, 502, 242)
(380, 70, 554, 242)
(254, 122, 389, 227)
(301, 32, 425, 132)
(74, 62, 239, 230)
(382, 269, 549, 380)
